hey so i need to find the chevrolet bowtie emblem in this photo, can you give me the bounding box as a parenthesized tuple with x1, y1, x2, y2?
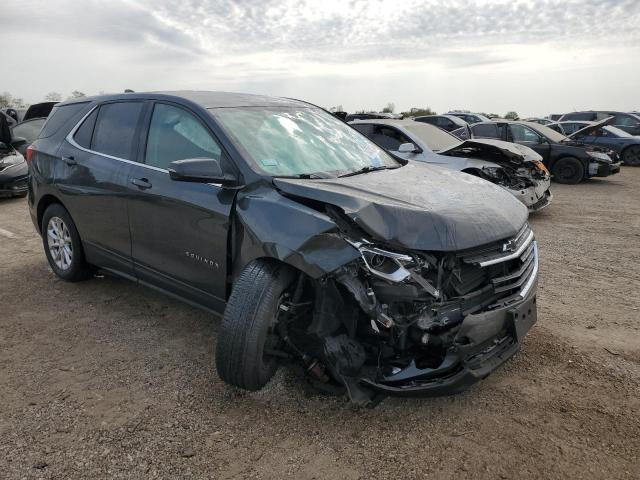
(502, 239, 517, 253)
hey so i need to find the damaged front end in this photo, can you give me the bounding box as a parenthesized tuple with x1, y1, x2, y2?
(477, 162, 552, 212)
(438, 139, 552, 212)
(278, 221, 539, 404)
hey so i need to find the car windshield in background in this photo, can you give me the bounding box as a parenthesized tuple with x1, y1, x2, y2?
(212, 107, 399, 178)
(404, 122, 460, 151)
(528, 123, 568, 143)
(604, 125, 632, 137)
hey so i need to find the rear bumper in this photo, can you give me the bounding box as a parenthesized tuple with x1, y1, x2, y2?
(361, 285, 538, 396)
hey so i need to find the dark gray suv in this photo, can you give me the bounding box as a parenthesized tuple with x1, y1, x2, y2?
(27, 91, 538, 404)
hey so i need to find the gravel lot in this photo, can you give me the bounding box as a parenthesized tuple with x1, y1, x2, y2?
(1, 169, 639, 479)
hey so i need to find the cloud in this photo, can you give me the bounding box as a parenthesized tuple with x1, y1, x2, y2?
(2, 0, 640, 114)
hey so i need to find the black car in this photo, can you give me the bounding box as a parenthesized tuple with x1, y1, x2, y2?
(446, 112, 491, 124)
(414, 114, 469, 132)
(470, 120, 620, 184)
(27, 91, 538, 404)
(558, 111, 640, 136)
(0, 114, 29, 197)
(548, 119, 640, 166)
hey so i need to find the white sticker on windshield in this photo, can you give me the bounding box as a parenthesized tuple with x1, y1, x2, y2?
(261, 158, 279, 167)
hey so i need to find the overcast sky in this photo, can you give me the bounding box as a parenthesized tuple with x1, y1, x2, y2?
(4, 0, 640, 116)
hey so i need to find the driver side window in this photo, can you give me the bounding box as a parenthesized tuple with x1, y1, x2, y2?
(509, 124, 541, 143)
(145, 104, 222, 170)
(371, 126, 412, 151)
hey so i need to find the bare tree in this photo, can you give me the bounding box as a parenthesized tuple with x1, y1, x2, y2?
(0, 92, 26, 109)
(504, 111, 519, 120)
(68, 90, 86, 99)
(382, 102, 395, 113)
(45, 92, 63, 102)
(401, 107, 436, 118)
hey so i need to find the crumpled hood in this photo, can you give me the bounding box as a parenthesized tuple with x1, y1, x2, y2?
(565, 116, 615, 140)
(438, 138, 542, 164)
(274, 162, 528, 252)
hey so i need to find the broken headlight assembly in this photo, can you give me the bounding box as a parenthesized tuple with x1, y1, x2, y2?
(347, 240, 441, 299)
(586, 150, 613, 163)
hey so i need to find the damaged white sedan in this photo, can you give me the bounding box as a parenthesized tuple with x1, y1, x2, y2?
(351, 119, 552, 212)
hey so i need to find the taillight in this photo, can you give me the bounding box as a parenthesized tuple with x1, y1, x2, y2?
(26, 146, 35, 164)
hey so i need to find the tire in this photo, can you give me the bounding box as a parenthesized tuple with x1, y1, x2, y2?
(622, 146, 640, 166)
(552, 157, 584, 184)
(41, 203, 91, 282)
(216, 259, 295, 391)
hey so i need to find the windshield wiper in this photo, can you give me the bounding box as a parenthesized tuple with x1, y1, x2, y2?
(338, 165, 396, 178)
(273, 172, 327, 179)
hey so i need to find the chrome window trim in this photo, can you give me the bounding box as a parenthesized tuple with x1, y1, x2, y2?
(65, 104, 168, 174)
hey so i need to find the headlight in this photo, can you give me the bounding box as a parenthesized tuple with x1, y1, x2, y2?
(0, 154, 24, 167)
(586, 150, 612, 163)
(347, 240, 441, 298)
(532, 159, 549, 175)
(356, 243, 413, 283)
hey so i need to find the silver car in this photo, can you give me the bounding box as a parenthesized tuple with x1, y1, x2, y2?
(351, 119, 553, 212)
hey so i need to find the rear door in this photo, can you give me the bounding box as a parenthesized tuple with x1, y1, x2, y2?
(57, 101, 144, 276)
(126, 101, 236, 311)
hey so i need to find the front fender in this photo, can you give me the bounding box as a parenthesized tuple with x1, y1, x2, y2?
(231, 183, 360, 281)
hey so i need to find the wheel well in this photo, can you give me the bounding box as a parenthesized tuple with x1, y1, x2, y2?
(36, 195, 66, 233)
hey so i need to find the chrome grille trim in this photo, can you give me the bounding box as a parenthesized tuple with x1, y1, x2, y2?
(478, 229, 535, 267)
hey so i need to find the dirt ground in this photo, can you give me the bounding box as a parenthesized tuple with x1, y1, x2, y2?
(1, 169, 639, 480)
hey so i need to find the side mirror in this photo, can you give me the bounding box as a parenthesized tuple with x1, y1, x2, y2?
(11, 137, 27, 148)
(168, 158, 236, 185)
(398, 142, 419, 153)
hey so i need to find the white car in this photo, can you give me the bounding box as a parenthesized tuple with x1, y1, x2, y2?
(351, 119, 553, 212)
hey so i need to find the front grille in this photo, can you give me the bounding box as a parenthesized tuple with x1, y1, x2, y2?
(455, 224, 538, 310)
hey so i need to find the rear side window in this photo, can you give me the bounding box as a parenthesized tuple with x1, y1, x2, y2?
(73, 109, 98, 149)
(91, 102, 143, 160)
(564, 112, 596, 121)
(472, 123, 499, 138)
(39, 102, 89, 138)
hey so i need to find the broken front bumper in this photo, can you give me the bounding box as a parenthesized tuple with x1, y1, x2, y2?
(361, 283, 538, 396)
(589, 161, 621, 178)
(509, 177, 552, 213)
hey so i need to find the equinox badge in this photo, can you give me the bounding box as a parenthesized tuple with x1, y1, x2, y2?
(185, 251, 219, 269)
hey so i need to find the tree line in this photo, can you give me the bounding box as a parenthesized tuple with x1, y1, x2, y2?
(0, 91, 87, 109)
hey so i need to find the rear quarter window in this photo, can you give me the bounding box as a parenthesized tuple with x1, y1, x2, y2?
(472, 123, 499, 138)
(38, 102, 90, 139)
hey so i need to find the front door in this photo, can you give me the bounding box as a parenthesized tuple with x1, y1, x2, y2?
(126, 102, 236, 311)
(508, 124, 551, 162)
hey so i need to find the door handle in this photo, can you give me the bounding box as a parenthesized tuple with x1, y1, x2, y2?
(131, 178, 152, 189)
(62, 155, 77, 166)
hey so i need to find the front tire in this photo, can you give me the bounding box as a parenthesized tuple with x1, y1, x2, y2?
(552, 157, 584, 184)
(622, 146, 640, 166)
(216, 259, 295, 391)
(41, 204, 91, 282)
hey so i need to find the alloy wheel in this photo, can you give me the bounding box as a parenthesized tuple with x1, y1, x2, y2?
(47, 216, 73, 271)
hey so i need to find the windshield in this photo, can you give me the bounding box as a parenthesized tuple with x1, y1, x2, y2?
(604, 125, 632, 137)
(528, 123, 568, 143)
(404, 122, 460, 151)
(211, 107, 400, 177)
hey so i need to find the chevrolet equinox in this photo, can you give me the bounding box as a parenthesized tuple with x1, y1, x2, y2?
(27, 91, 538, 404)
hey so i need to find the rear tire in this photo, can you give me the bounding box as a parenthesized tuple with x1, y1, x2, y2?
(622, 146, 640, 166)
(41, 204, 91, 282)
(552, 157, 584, 184)
(216, 259, 295, 391)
